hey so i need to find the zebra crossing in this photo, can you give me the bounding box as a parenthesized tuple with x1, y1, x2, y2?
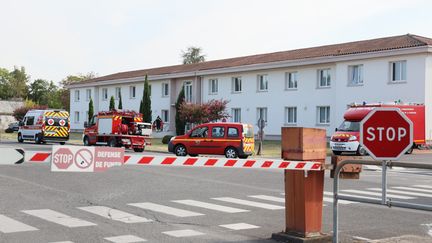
(1, 184, 430, 242)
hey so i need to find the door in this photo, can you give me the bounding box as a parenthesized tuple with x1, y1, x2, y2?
(86, 115, 98, 144)
(187, 125, 208, 154)
(22, 116, 36, 139)
(208, 125, 226, 154)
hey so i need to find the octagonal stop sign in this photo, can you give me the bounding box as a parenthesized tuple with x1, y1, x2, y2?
(52, 147, 74, 169)
(360, 107, 413, 160)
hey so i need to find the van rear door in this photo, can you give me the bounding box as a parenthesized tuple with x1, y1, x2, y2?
(242, 124, 254, 154)
(44, 111, 70, 138)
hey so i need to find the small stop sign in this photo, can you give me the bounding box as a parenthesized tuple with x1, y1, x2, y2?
(52, 148, 74, 169)
(360, 108, 413, 160)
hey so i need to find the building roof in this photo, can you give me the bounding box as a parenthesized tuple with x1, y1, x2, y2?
(77, 34, 432, 85)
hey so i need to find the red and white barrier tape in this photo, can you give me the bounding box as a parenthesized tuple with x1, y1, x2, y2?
(123, 155, 322, 170)
(25, 151, 323, 171)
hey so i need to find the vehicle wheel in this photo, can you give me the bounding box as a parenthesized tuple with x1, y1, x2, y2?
(174, 144, 187, 156)
(405, 146, 414, 154)
(225, 147, 238, 158)
(35, 134, 42, 144)
(59, 142, 66, 145)
(134, 148, 144, 152)
(17, 133, 24, 143)
(238, 155, 249, 159)
(108, 139, 117, 147)
(333, 151, 342, 155)
(83, 136, 90, 146)
(356, 145, 367, 156)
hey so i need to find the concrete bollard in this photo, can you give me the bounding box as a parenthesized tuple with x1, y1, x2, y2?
(272, 127, 331, 242)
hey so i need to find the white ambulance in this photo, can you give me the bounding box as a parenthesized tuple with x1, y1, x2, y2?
(18, 109, 70, 144)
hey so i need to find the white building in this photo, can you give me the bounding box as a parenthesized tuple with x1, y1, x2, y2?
(68, 34, 432, 140)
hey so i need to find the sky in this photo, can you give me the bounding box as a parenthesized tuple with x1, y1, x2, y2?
(1, 0, 432, 83)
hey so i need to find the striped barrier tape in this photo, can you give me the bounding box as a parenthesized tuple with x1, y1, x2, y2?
(25, 151, 322, 170)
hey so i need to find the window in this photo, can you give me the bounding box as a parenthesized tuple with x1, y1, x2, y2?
(348, 65, 363, 85)
(161, 110, 169, 122)
(74, 90, 80, 102)
(285, 107, 297, 124)
(115, 87, 121, 100)
(102, 88, 108, 100)
(25, 116, 35, 126)
(184, 81, 193, 102)
(257, 74, 268, 91)
(257, 107, 268, 124)
(86, 89, 91, 101)
(317, 106, 330, 124)
(209, 79, 218, 94)
(318, 69, 331, 87)
(227, 127, 239, 137)
(211, 126, 225, 138)
(232, 77, 242, 93)
(390, 61, 407, 82)
(190, 126, 208, 138)
(74, 111, 80, 123)
(231, 108, 241, 122)
(162, 83, 169, 97)
(130, 86, 136, 98)
(285, 72, 298, 89)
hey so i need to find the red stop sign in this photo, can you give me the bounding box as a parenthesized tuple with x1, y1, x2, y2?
(52, 148, 74, 169)
(360, 108, 413, 160)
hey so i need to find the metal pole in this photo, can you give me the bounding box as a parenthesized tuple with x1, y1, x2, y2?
(332, 163, 341, 243)
(381, 160, 387, 205)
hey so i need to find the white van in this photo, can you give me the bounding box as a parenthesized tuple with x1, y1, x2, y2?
(18, 109, 70, 144)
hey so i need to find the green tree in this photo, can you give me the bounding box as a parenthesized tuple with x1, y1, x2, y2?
(59, 72, 98, 111)
(88, 98, 94, 122)
(109, 96, 115, 110)
(0, 68, 12, 99)
(181, 47, 206, 64)
(140, 75, 152, 122)
(175, 87, 186, 135)
(118, 92, 123, 109)
(28, 79, 50, 104)
(9, 66, 29, 99)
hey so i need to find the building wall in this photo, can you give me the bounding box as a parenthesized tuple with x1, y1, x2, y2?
(70, 53, 429, 138)
(201, 54, 427, 136)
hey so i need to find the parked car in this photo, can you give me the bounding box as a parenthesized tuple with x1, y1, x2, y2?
(18, 109, 70, 144)
(168, 122, 255, 158)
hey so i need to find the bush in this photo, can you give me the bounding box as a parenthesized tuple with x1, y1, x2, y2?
(162, 135, 174, 144)
(4, 128, 14, 133)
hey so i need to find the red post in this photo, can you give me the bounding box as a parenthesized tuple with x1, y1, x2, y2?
(273, 127, 331, 242)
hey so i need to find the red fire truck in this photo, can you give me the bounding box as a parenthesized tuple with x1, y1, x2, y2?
(83, 110, 152, 152)
(330, 103, 425, 155)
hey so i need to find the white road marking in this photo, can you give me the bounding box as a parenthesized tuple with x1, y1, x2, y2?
(248, 195, 285, 203)
(393, 187, 432, 194)
(172, 200, 249, 213)
(415, 185, 432, 189)
(78, 206, 152, 223)
(128, 203, 204, 217)
(343, 189, 415, 199)
(219, 223, 260, 230)
(212, 197, 284, 210)
(323, 192, 357, 205)
(162, 229, 205, 237)
(0, 214, 38, 233)
(368, 188, 432, 198)
(22, 209, 96, 228)
(104, 235, 147, 243)
(422, 224, 432, 237)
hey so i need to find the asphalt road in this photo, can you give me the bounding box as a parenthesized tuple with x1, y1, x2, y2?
(0, 141, 431, 243)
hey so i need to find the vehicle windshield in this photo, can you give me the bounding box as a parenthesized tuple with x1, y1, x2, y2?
(338, 120, 360, 132)
(242, 124, 254, 138)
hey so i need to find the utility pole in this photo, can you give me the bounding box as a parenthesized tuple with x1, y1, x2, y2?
(256, 118, 265, 155)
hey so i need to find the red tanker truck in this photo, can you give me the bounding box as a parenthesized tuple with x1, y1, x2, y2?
(330, 103, 425, 155)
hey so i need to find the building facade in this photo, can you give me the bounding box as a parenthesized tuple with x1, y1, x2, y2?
(68, 34, 432, 140)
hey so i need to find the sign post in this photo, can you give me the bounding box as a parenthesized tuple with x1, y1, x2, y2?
(360, 107, 413, 204)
